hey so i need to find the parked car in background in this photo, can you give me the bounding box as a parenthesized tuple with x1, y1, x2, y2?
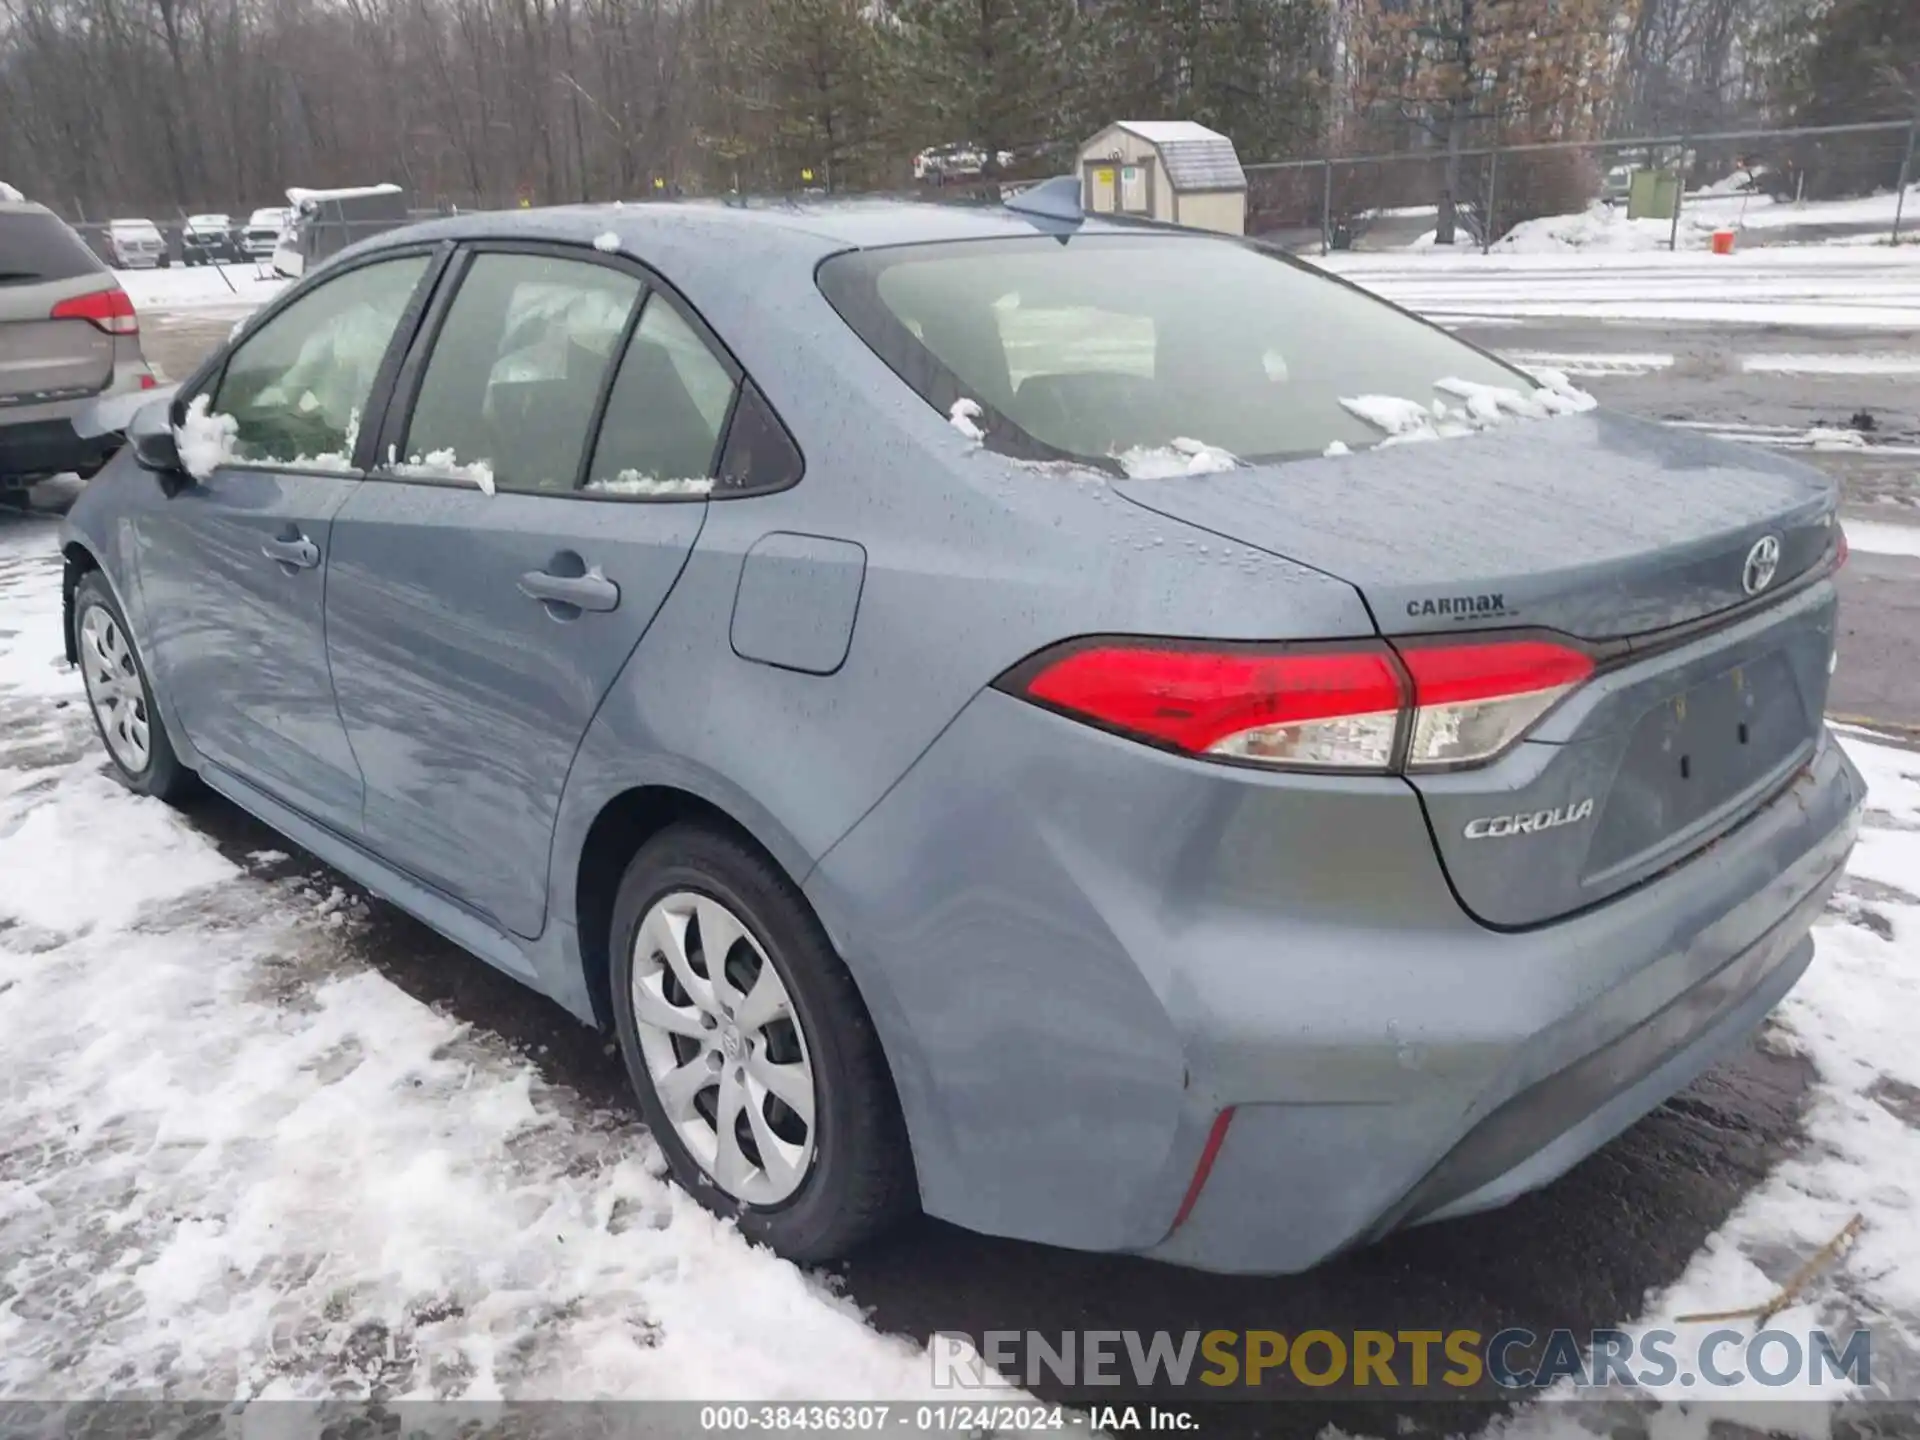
(60, 195, 1862, 1275)
(104, 217, 166, 269)
(912, 142, 1016, 184)
(242, 207, 293, 261)
(182, 213, 240, 266)
(1601, 165, 1634, 206)
(1, 200, 156, 494)
(271, 184, 406, 278)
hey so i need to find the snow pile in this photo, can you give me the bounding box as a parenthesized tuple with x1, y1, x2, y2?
(1340, 373, 1596, 448)
(174, 394, 240, 479)
(1114, 437, 1239, 478)
(1323, 440, 1351, 457)
(393, 448, 497, 496)
(593, 231, 621, 254)
(1480, 204, 1723, 255)
(1804, 427, 1870, 451)
(948, 397, 986, 442)
(585, 472, 713, 497)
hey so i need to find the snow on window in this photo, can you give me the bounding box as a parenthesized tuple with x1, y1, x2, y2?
(583, 471, 714, 497)
(593, 231, 621, 254)
(1340, 374, 1599, 449)
(1114, 437, 1239, 479)
(279, 408, 362, 473)
(948, 398, 986, 442)
(392, 449, 497, 496)
(173, 395, 240, 480)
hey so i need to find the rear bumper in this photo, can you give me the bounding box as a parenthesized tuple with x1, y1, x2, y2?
(809, 691, 1864, 1274)
(0, 416, 120, 485)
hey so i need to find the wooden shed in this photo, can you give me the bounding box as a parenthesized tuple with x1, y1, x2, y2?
(1077, 121, 1247, 235)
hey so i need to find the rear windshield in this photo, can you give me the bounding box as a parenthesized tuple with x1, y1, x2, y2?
(0, 209, 106, 286)
(816, 234, 1529, 471)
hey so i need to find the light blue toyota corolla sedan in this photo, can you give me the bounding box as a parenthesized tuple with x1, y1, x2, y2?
(59, 190, 1864, 1274)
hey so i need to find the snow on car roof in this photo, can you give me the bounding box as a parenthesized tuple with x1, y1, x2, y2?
(285, 184, 403, 206)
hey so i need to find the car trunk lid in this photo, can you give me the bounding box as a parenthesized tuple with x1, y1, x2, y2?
(1114, 411, 1842, 926)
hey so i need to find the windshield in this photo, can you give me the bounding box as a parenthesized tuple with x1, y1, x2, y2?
(816, 234, 1530, 470)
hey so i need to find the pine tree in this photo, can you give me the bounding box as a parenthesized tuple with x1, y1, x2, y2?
(893, 0, 1075, 169)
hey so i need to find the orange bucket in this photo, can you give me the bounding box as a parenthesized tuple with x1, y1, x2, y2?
(1711, 229, 1736, 255)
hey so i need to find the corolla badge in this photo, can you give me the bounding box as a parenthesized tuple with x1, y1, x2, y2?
(1743, 535, 1781, 596)
(1463, 798, 1594, 840)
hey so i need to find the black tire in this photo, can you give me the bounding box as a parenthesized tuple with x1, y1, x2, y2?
(610, 821, 915, 1262)
(72, 570, 198, 803)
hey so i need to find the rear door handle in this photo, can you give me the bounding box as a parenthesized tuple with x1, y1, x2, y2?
(261, 535, 320, 569)
(518, 568, 620, 613)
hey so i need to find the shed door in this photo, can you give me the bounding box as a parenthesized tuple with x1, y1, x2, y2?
(1120, 163, 1147, 212)
(1087, 165, 1117, 213)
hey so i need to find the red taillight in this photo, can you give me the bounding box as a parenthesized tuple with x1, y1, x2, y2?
(1836, 526, 1849, 569)
(50, 287, 138, 336)
(1001, 635, 1595, 774)
(139, 373, 157, 389)
(1014, 640, 1406, 771)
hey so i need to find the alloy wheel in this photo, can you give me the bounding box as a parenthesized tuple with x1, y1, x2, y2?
(79, 605, 151, 774)
(629, 890, 817, 1205)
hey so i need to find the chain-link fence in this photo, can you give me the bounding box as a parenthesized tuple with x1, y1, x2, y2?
(64, 207, 458, 276)
(1244, 120, 1920, 255)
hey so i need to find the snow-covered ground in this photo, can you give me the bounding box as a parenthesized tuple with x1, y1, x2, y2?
(0, 518, 971, 1402)
(1317, 246, 1920, 328)
(1407, 184, 1920, 257)
(1847, 518, 1920, 559)
(5, 494, 1918, 1414)
(117, 264, 286, 318)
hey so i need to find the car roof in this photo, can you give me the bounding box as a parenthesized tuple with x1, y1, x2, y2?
(353, 194, 1203, 268)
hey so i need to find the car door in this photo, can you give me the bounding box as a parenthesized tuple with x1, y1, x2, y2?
(323, 244, 736, 939)
(136, 249, 438, 837)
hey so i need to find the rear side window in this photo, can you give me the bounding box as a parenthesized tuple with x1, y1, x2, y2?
(0, 209, 105, 285)
(816, 235, 1528, 471)
(401, 252, 641, 495)
(584, 296, 738, 497)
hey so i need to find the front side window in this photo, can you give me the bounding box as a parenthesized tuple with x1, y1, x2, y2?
(399, 252, 641, 495)
(816, 235, 1534, 473)
(211, 254, 430, 467)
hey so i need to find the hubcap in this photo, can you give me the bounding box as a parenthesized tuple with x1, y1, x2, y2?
(79, 605, 151, 774)
(629, 891, 817, 1205)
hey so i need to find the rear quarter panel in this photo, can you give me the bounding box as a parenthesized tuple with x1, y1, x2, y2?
(543, 232, 1376, 940)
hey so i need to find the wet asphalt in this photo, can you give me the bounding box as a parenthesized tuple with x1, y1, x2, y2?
(25, 309, 1920, 1431)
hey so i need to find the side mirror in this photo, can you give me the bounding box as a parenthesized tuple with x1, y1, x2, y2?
(128, 397, 187, 492)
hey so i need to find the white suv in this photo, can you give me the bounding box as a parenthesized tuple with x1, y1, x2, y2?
(105, 218, 167, 269)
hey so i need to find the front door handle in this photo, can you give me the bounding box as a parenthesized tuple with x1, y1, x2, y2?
(518, 568, 620, 613)
(261, 534, 320, 569)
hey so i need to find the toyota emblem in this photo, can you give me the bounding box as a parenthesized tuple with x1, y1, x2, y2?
(1742, 535, 1781, 596)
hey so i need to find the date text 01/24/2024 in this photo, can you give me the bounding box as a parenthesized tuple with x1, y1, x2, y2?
(697, 1406, 1199, 1433)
